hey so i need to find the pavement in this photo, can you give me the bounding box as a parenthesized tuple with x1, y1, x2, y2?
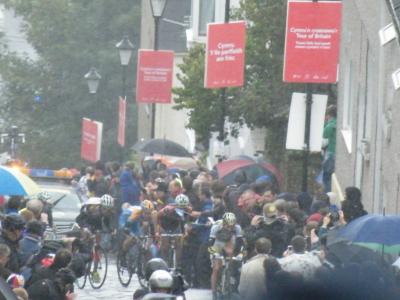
(76, 258, 212, 300)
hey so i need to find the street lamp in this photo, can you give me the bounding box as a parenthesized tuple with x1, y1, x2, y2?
(116, 36, 134, 98)
(84, 67, 101, 94)
(115, 36, 134, 163)
(150, 0, 167, 138)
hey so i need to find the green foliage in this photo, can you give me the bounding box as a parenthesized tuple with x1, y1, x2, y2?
(0, 0, 141, 168)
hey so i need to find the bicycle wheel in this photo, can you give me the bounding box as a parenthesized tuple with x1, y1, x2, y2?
(75, 261, 90, 289)
(136, 247, 148, 288)
(117, 249, 133, 287)
(89, 246, 108, 289)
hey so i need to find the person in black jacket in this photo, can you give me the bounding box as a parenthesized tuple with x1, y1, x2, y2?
(27, 268, 75, 300)
(245, 203, 294, 258)
(341, 186, 367, 224)
(0, 214, 25, 273)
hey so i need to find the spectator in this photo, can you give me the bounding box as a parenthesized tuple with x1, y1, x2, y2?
(6, 196, 21, 215)
(0, 244, 11, 280)
(239, 238, 271, 300)
(28, 248, 72, 287)
(341, 186, 367, 224)
(120, 162, 140, 206)
(279, 235, 322, 281)
(19, 220, 44, 265)
(0, 215, 25, 273)
(27, 268, 76, 300)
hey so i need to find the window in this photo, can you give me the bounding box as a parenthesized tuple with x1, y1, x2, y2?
(198, 0, 215, 36)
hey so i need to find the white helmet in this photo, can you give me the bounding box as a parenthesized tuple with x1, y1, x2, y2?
(175, 194, 190, 207)
(100, 194, 114, 207)
(149, 270, 173, 291)
(37, 191, 51, 202)
(222, 212, 236, 226)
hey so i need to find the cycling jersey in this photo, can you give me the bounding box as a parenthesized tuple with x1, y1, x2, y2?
(119, 205, 143, 236)
(157, 205, 190, 233)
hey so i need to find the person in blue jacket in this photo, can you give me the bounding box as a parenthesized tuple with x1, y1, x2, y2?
(120, 161, 141, 206)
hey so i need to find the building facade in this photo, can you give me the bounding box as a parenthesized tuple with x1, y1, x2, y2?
(335, 0, 400, 214)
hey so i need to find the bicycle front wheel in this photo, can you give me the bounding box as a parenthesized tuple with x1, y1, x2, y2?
(117, 249, 133, 287)
(89, 246, 108, 289)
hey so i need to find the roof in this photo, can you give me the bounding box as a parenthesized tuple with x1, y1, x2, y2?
(158, 0, 191, 53)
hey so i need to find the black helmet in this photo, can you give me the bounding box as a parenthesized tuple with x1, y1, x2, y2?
(2, 214, 25, 231)
(145, 258, 169, 281)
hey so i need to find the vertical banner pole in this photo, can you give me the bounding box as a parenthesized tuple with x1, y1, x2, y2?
(302, 83, 313, 192)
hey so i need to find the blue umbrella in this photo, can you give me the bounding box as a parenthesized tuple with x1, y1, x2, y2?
(0, 166, 40, 196)
(336, 214, 400, 253)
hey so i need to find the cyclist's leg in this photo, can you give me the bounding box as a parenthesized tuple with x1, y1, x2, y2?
(211, 256, 222, 295)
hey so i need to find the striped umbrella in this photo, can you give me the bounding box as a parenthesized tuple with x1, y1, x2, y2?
(0, 166, 41, 196)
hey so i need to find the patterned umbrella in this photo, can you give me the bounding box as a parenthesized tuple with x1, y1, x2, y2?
(0, 166, 40, 196)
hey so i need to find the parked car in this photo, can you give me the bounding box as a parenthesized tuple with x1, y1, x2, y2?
(33, 181, 82, 238)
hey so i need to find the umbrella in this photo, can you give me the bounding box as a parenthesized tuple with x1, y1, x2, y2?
(0, 166, 40, 196)
(215, 159, 282, 189)
(147, 155, 198, 170)
(133, 139, 192, 158)
(335, 214, 400, 254)
(327, 241, 384, 266)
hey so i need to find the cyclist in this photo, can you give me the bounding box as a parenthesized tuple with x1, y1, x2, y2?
(118, 200, 157, 262)
(156, 194, 192, 268)
(209, 212, 244, 300)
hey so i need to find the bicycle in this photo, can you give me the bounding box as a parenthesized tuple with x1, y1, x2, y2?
(116, 233, 151, 287)
(74, 229, 108, 290)
(160, 233, 183, 270)
(215, 254, 243, 300)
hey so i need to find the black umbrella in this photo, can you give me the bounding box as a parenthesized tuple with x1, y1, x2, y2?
(132, 139, 192, 158)
(326, 241, 385, 267)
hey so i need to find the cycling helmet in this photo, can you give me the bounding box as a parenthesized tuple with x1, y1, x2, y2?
(149, 270, 173, 291)
(222, 212, 236, 226)
(141, 199, 154, 212)
(2, 214, 25, 231)
(100, 194, 114, 207)
(175, 194, 190, 207)
(145, 258, 169, 281)
(37, 191, 51, 202)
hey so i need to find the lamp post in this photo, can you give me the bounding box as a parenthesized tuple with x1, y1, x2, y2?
(116, 36, 134, 162)
(150, 0, 167, 138)
(84, 67, 101, 120)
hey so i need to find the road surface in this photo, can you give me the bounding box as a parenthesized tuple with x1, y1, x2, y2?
(76, 258, 212, 300)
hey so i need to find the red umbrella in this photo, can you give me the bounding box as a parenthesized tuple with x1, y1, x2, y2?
(215, 159, 283, 188)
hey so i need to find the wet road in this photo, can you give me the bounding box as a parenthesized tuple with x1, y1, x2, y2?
(76, 258, 212, 300)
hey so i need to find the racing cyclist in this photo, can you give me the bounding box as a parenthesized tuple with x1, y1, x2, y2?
(156, 194, 192, 268)
(209, 212, 244, 300)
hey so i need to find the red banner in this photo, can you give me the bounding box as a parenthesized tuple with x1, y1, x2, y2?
(283, 1, 342, 83)
(80, 118, 103, 162)
(136, 50, 174, 103)
(205, 21, 246, 88)
(118, 97, 127, 147)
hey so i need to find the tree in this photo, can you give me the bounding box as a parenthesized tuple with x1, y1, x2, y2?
(0, 0, 141, 168)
